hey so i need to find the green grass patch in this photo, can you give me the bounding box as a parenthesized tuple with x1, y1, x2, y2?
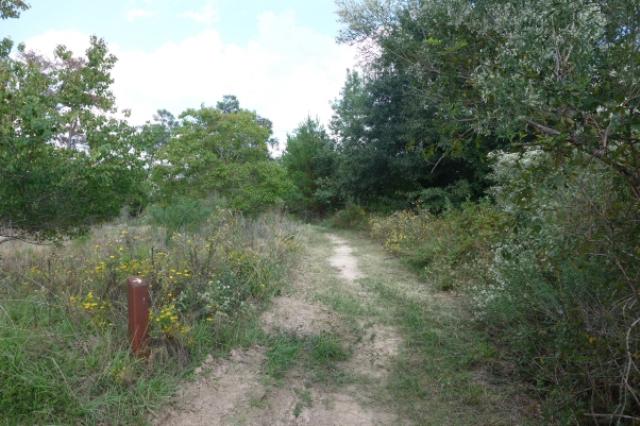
(363, 277, 529, 425)
(263, 332, 350, 383)
(264, 334, 305, 379)
(315, 290, 370, 318)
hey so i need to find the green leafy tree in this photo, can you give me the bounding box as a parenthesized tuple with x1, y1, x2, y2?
(0, 34, 145, 242)
(282, 118, 338, 215)
(216, 95, 240, 114)
(153, 100, 291, 214)
(136, 109, 176, 170)
(330, 67, 501, 209)
(336, 0, 640, 418)
(337, 0, 640, 200)
(0, 0, 28, 20)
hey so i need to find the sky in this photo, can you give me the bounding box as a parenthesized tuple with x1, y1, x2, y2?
(2, 0, 358, 151)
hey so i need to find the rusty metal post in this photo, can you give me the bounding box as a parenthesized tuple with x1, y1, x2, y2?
(127, 277, 150, 356)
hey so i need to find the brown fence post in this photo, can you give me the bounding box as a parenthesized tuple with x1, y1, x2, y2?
(127, 277, 150, 356)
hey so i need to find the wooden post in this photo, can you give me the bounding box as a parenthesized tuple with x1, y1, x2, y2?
(127, 277, 150, 356)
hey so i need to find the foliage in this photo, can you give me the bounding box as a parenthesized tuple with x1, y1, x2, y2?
(135, 109, 176, 172)
(0, 0, 28, 20)
(329, 38, 505, 208)
(147, 197, 214, 241)
(328, 204, 369, 230)
(369, 201, 508, 291)
(282, 118, 339, 215)
(337, 0, 640, 200)
(337, 1, 640, 419)
(481, 151, 640, 421)
(216, 94, 240, 114)
(0, 211, 300, 424)
(0, 36, 146, 242)
(226, 160, 294, 214)
(370, 149, 640, 419)
(152, 104, 291, 215)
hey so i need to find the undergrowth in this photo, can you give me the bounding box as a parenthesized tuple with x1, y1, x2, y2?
(363, 151, 640, 422)
(0, 210, 300, 424)
(369, 201, 508, 291)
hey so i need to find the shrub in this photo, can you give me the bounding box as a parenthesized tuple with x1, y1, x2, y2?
(481, 150, 640, 421)
(147, 196, 213, 241)
(329, 204, 369, 230)
(370, 150, 640, 419)
(369, 201, 508, 291)
(411, 179, 473, 214)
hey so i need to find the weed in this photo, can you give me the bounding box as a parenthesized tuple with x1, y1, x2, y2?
(315, 290, 369, 318)
(0, 211, 300, 424)
(264, 334, 305, 379)
(328, 204, 368, 230)
(293, 388, 313, 417)
(308, 333, 349, 366)
(263, 332, 349, 384)
(356, 275, 533, 425)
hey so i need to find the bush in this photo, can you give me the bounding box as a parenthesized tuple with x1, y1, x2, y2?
(147, 196, 214, 241)
(227, 161, 294, 215)
(328, 204, 369, 230)
(481, 150, 640, 421)
(369, 149, 640, 420)
(369, 201, 508, 291)
(410, 179, 473, 214)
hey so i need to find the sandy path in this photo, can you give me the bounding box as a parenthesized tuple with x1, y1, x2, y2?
(154, 230, 403, 426)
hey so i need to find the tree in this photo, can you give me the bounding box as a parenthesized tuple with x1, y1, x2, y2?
(136, 109, 176, 170)
(330, 66, 502, 209)
(216, 95, 240, 114)
(337, 0, 640, 200)
(336, 0, 640, 418)
(0, 35, 145, 243)
(282, 118, 338, 214)
(152, 101, 291, 214)
(0, 0, 28, 20)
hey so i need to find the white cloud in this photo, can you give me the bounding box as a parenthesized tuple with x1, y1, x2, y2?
(24, 30, 90, 56)
(126, 8, 155, 22)
(24, 10, 357, 152)
(180, 2, 218, 25)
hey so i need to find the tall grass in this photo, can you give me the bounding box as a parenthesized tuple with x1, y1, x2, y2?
(366, 152, 640, 421)
(369, 201, 508, 291)
(0, 209, 300, 424)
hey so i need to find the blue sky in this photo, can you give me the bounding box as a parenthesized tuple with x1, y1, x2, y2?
(3, 1, 357, 149)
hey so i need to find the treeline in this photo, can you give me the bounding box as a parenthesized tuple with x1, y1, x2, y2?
(282, 0, 640, 423)
(0, 2, 292, 243)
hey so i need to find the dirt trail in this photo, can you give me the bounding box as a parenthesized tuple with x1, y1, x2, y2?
(154, 230, 403, 426)
(154, 228, 536, 426)
(327, 235, 363, 282)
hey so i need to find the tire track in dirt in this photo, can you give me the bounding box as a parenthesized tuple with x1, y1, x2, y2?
(154, 229, 404, 426)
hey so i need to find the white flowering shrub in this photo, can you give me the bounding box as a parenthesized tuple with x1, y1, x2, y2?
(481, 150, 640, 420)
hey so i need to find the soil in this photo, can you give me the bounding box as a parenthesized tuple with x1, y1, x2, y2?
(153, 228, 536, 425)
(154, 231, 401, 425)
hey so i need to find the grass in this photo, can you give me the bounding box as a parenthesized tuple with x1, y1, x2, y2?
(0, 211, 301, 425)
(263, 331, 350, 383)
(327, 229, 539, 425)
(292, 388, 313, 417)
(0, 296, 179, 424)
(314, 290, 371, 318)
(366, 278, 497, 415)
(264, 333, 304, 379)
